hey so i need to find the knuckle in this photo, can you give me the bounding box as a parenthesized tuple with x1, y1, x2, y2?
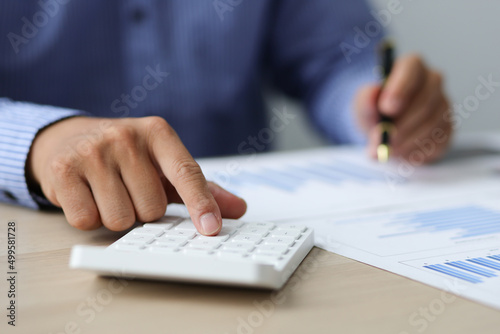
(136, 202, 167, 222)
(43, 187, 59, 206)
(104, 214, 136, 231)
(407, 53, 424, 68)
(431, 71, 443, 87)
(49, 155, 75, 178)
(79, 141, 102, 160)
(106, 124, 137, 145)
(144, 116, 176, 139)
(69, 211, 100, 230)
(145, 115, 168, 129)
(172, 158, 203, 182)
(94, 123, 140, 159)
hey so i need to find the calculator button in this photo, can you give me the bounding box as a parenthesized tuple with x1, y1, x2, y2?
(196, 234, 230, 242)
(163, 230, 196, 239)
(115, 240, 146, 247)
(222, 219, 244, 228)
(217, 250, 248, 260)
(256, 244, 289, 255)
(219, 225, 240, 236)
(132, 228, 164, 236)
(278, 225, 306, 232)
(113, 244, 145, 251)
(143, 223, 175, 230)
(223, 242, 255, 252)
(155, 238, 188, 247)
(116, 238, 144, 245)
(155, 216, 184, 224)
(264, 236, 295, 247)
(188, 238, 221, 249)
(148, 245, 179, 254)
(232, 234, 262, 244)
(244, 222, 275, 229)
(174, 220, 198, 231)
(121, 234, 154, 244)
(238, 227, 269, 237)
(271, 229, 302, 239)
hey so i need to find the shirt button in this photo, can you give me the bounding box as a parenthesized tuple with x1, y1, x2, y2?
(131, 9, 146, 23)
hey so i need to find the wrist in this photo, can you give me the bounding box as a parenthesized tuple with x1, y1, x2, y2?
(27, 116, 88, 185)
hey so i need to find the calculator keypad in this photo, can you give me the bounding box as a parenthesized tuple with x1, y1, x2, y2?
(110, 219, 308, 266)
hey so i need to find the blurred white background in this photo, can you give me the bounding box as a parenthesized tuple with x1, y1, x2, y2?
(274, 0, 500, 151)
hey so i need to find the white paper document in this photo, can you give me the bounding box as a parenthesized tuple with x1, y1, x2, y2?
(198, 134, 500, 310)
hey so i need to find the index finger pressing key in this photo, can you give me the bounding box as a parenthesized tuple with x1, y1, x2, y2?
(145, 117, 222, 236)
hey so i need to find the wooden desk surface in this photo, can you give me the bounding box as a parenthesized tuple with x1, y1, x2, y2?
(1, 203, 499, 334)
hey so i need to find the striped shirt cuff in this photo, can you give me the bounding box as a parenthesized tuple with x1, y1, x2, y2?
(309, 51, 379, 145)
(0, 99, 86, 209)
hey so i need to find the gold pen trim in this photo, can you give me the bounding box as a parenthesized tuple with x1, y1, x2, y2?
(377, 144, 390, 163)
(378, 121, 395, 133)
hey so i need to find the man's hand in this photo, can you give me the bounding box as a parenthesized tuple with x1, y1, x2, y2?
(355, 54, 452, 163)
(27, 116, 247, 235)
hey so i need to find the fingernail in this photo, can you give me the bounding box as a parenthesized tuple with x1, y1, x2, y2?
(200, 213, 220, 235)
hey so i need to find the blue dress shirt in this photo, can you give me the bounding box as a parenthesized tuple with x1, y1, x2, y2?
(0, 0, 381, 208)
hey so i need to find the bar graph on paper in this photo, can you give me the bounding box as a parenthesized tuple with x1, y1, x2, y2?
(198, 145, 500, 309)
(379, 206, 500, 240)
(315, 202, 500, 309)
(200, 148, 412, 220)
(380, 206, 500, 285)
(401, 248, 500, 298)
(204, 157, 390, 195)
(424, 255, 500, 284)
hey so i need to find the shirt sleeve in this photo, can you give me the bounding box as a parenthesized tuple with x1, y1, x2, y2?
(267, 0, 383, 144)
(0, 98, 86, 209)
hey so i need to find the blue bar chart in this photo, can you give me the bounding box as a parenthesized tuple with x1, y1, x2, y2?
(379, 206, 500, 240)
(424, 255, 500, 284)
(207, 159, 390, 195)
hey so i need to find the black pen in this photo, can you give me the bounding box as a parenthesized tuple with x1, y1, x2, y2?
(377, 41, 395, 163)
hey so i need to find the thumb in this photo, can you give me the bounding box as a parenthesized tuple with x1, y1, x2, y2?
(354, 84, 381, 133)
(207, 182, 247, 219)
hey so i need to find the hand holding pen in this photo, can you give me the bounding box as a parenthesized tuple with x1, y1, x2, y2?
(354, 44, 452, 164)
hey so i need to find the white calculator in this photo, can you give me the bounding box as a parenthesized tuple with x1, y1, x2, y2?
(70, 216, 314, 289)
